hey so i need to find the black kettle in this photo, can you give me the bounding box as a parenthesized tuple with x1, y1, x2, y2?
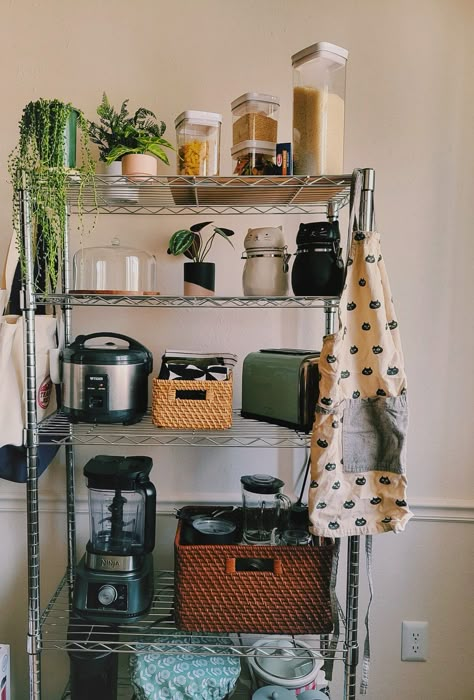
(291, 221, 344, 296)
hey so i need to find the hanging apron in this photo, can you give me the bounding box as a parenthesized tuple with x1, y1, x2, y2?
(309, 228, 412, 537)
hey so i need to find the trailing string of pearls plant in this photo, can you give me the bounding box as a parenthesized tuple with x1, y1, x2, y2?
(8, 99, 96, 293)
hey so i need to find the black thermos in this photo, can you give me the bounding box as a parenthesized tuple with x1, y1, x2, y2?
(68, 617, 118, 700)
(291, 221, 344, 296)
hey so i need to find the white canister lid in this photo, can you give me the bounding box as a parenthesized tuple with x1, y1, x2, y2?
(175, 111, 222, 129)
(231, 92, 280, 111)
(251, 639, 318, 686)
(252, 686, 295, 700)
(231, 140, 276, 158)
(291, 41, 348, 68)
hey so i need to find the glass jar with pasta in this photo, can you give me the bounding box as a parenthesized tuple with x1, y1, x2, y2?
(174, 111, 222, 176)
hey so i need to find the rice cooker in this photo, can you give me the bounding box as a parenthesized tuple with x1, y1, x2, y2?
(62, 332, 153, 424)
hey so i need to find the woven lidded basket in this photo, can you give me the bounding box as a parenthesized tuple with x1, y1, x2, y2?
(152, 374, 233, 429)
(174, 508, 334, 635)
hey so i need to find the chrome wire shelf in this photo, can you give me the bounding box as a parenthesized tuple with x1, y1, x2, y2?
(36, 293, 339, 309)
(38, 411, 311, 448)
(43, 572, 344, 660)
(65, 174, 352, 215)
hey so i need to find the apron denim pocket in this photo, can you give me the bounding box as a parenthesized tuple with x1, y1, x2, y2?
(342, 395, 408, 474)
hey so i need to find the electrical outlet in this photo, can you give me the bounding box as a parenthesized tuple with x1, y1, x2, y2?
(401, 621, 429, 661)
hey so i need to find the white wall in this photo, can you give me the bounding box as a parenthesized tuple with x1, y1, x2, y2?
(0, 1, 473, 698)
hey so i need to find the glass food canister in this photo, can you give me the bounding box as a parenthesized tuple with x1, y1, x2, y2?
(242, 226, 290, 296)
(231, 140, 276, 176)
(231, 92, 280, 146)
(175, 110, 222, 176)
(292, 41, 348, 175)
(73, 238, 158, 294)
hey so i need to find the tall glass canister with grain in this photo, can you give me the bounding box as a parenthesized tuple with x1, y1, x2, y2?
(292, 42, 348, 175)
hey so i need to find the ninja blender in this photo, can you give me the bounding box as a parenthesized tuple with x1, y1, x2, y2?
(73, 455, 156, 624)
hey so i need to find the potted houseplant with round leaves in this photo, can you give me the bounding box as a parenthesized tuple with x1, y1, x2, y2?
(89, 93, 173, 179)
(8, 98, 95, 293)
(167, 221, 235, 296)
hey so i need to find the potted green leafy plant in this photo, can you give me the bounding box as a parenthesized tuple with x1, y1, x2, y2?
(88, 93, 173, 179)
(167, 221, 235, 296)
(8, 98, 95, 292)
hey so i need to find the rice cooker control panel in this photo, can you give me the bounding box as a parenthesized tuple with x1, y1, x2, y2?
(85, 374, 109, 411)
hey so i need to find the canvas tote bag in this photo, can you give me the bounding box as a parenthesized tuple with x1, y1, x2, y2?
(0, 232, 58, 481)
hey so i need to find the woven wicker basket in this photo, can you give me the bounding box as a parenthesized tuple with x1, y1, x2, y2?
(174, 507, 334, 635)
(152, 374, 233, 429)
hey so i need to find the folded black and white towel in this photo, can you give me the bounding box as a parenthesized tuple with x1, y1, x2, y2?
(160, 363, 230, 381)
(158, 349, 237, 381)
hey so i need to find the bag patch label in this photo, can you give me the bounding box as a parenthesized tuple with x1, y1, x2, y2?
(38, 377, 52, 409)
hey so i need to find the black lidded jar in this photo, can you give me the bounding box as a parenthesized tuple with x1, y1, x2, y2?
(291, 220, 344, 296)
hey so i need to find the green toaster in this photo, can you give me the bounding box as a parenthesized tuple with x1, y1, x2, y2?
(241, 349, 320, 432)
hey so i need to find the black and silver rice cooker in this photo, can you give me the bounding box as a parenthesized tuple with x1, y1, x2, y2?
(62, 332, 153, 424)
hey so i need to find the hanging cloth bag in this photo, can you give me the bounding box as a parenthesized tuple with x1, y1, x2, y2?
(309, 224, 412, 537)
(0, 232, 58, 481)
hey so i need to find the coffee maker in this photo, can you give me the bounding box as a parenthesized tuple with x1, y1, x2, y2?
(73, 455, 156, 624)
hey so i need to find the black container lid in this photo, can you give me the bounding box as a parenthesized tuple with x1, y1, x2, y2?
(84, 455, 153, 490)
(241, 474, 284, 494)
(296, 221, 340, 246)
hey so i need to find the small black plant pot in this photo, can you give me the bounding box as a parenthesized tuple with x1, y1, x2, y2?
(184, 262, 215, 296)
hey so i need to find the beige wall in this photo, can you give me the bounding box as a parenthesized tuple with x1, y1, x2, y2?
(0, 0, 473, 698)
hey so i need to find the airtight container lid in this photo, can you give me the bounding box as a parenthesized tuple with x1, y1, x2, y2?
(175, 110, 222, 128)
(231, 92, 280, 111)
(231, 140, 276, 158)
(252, 686, 294, 700)
(291, 41, 348, 68)
(248, 638, 322, 689)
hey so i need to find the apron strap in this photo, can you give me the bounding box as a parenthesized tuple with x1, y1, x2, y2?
(323, 538, 342, 682)
(360, 534, 374, 694)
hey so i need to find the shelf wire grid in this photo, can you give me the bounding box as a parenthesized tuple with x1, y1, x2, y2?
(36, 293, 339, 309)
(65, 174, 352, 215)
(43, 572, 345, 661)
(38, 411, 311, 448)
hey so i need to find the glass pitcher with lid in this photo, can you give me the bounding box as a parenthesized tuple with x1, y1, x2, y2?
(240, 474, 291, 545)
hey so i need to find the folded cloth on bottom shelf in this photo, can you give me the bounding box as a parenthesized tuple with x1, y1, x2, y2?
(129, 636, 241, 700)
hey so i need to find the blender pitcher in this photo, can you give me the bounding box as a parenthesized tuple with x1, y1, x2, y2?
(241, 474, 291, 544)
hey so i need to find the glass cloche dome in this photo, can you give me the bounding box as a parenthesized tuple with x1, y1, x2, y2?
(73, 238, 158, 294)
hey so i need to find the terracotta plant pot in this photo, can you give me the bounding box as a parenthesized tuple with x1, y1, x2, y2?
(183, 262, 215, 296)
(122, 153, 157, 180)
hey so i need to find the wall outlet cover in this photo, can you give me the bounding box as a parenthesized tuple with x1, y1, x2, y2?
(401, 620, 429, 661)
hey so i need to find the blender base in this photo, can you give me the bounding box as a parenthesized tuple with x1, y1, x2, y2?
(72, 553, 154, 625)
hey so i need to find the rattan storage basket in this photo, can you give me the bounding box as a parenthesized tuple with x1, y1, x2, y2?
(152, 374, 233, 429)
(174, 507, 334, 635)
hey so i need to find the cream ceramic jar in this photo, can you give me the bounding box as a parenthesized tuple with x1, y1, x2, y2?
(242, 226, 290, 296)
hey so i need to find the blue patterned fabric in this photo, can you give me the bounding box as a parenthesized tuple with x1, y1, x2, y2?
(130, 636, 240, 700)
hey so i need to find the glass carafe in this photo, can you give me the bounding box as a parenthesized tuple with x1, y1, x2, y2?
(241, 474, 291, 545)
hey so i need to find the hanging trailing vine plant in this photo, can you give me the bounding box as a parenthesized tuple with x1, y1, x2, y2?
(8, 99, 96, 292)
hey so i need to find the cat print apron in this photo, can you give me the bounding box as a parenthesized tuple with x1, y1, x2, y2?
(309, 229, 412, 537)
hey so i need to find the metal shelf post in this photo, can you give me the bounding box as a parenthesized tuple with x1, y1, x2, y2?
(343, 167, 375, 700)
(62, 207, 77, 599)
(21, 183, 42, 700)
